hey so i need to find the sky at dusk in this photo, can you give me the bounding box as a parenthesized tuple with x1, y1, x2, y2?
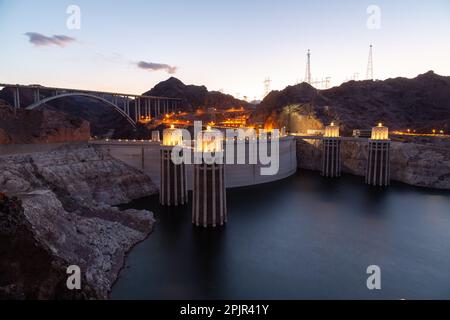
(1, 0, 449, 99)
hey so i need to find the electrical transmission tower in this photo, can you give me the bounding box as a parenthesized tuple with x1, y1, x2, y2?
(366, 45, 374, 80)
(263, 77, 272, 98)
(302, 49, 331, 89)
(304, 49, 312, 84)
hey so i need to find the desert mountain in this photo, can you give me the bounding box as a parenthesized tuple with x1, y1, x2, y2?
(1, 72, 448, 139)
(250, 71, 450, 135)
(143, 77, 252, 112)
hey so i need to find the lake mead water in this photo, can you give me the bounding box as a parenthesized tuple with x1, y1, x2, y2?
(112, 171, 450, 299)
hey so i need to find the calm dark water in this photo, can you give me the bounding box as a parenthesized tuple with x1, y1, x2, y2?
(112, 171, 450, 299)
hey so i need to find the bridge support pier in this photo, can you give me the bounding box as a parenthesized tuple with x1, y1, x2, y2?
(137, 98, 141, 122)
(13, 87, 20, 108)
(33, 88, 40, 103)
(144, 99, 148, 118)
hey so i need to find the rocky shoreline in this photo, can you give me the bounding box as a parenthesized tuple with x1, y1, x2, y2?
(296, 138, 450, 190)
(0, 144, 158, 299)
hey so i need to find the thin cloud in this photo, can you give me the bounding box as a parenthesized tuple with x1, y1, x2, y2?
(24, 32, 76, 47)
(137, 61, 177, 74)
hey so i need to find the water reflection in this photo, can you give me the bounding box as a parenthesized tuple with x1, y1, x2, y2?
(114, 171, 450, 299)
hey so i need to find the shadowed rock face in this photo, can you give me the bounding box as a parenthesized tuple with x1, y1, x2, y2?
(0, 193, 93, 300)
(143, 77, 253, 112)
(251, 71, 450, 135)
(0, 100, 90, 144)
(0, 79, 252, 139)
(0, 145, 158, 299)
(0, 89, 137, 139)
(296, 138, 450, 190)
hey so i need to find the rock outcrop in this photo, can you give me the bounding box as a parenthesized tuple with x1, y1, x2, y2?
(0, 145, 158, 299)
(251, 71, 450, 135)
(0, 100, 90, 144)
(143, 77, 253, 112)
(296, 138, 450, 190)
(0, 90, 137, 139)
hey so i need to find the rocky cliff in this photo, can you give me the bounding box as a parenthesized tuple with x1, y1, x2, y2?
(296, 138, 450, 190)
(251, 71, 450, 135)
(143, 77, 253, 112)
(0, 144, 158, 299)
(0, 100, 90, 144)
(0, 89, 138, 139)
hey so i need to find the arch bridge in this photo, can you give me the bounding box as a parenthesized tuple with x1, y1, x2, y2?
(0, 83, 183, 128)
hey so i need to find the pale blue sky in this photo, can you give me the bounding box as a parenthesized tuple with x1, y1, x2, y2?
(0, 0, 449, 99)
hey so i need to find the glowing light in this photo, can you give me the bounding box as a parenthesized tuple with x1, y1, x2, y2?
(163, 125, 182, 146)
(371, 123, 389, 140)
(197, 128, 223, 152)
(324, 122, 339, 138)
(264, 122, 274, 131)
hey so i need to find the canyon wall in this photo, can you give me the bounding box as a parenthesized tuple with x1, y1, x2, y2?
(297, 138, 450, 190)
(250, 71, 450, 135)
(0, 144, 158, 299)
(0, 101, 90, 144)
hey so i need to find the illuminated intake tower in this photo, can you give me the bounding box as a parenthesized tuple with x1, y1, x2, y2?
(160, 125, 188, 206)
(365, 123, 390, 186)
(322, 122, 341, 178)
(192, 127, 227, 228)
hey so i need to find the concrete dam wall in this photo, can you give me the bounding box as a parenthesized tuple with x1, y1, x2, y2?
(90, 136, 298, 190)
